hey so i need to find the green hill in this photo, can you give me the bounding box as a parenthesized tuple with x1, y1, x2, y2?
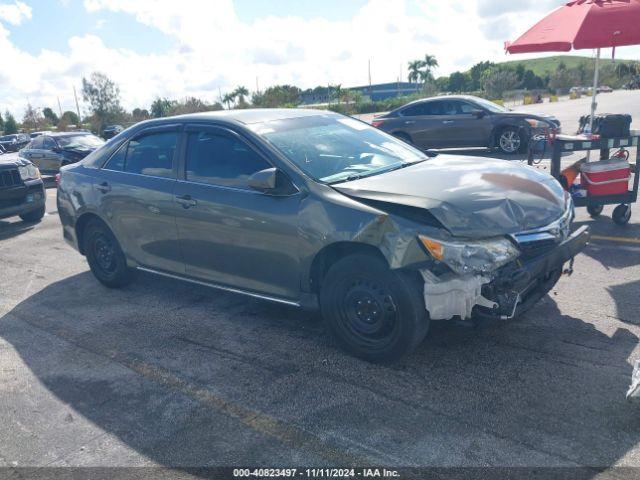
(498, 54, 636, 77)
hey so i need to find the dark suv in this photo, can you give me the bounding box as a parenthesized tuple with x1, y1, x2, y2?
(372, 95, 560, 154)
(0, 152, 46, 222)
(57, 109, 589, 361)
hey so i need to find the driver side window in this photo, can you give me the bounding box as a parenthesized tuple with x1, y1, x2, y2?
(185, 131, 272, 189)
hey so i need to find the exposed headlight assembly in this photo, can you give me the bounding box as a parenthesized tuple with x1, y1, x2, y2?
(419, 235, 520, 275)
(18, 164, 41, 181)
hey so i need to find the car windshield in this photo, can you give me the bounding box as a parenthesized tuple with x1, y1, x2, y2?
(472, 97, 509, 113)
(57, 134, 104, 149)
(249, 114, 428, 184)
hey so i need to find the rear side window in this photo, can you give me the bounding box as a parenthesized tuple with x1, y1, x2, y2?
(43, 137, 56, 150)
(185, 131, 271, 189)
(103, 131, 178, 178)
(402, 101, 449, 116)
(30, 137, 44, 149)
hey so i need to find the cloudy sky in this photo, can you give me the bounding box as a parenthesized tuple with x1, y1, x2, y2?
(1, 0, 639, 119)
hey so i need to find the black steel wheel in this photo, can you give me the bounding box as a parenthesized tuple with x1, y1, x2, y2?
(612, 204, 631, 226)
(587, 204, 604, 218)
(319, 254, 429, 362)
(84, 219, 136, 288)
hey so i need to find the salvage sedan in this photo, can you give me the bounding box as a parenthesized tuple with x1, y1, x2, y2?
(57, 109, 589, 362)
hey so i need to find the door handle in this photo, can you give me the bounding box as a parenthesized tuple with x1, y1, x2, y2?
(442, 120, 454, 124)
(176, 194, 197, 208)
(96, 181, 111, 193)
(404, 120, 415, 125)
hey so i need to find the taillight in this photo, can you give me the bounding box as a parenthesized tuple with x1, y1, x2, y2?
(55, 173, 61, 185)
(371, 120, 384, 128)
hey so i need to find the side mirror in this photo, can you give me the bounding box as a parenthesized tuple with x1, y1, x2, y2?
(472, 109, 486, 119)
(248, 167, 278, 191)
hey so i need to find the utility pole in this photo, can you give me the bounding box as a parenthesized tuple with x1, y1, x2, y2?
(255, 76, 260, 94)
(57, 97, 63, 118)
(73, 86, 81, 124)
(368, 59, 372, 94)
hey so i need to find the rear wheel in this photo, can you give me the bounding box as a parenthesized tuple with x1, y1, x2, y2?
(84, 220, 137, 288)
(319, 254, 429, 362)
(19, 205, 45, 223)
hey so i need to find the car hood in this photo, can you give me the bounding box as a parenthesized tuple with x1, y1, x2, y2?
(333, 155, 568, 237)
(506, 110, 559, 123)
(0, 153, 29, 168)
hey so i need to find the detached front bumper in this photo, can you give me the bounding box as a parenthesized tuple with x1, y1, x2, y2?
(420, 226, 590, 321)
(480, 225, 591, 319)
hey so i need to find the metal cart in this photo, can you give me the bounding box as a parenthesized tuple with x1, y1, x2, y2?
(543, 131, 639, 225)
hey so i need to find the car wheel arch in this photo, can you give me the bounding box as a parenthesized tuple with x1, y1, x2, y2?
(75, 212, 111, 255)
(492, 123, 527, 147)
(308, 242, 389, 293)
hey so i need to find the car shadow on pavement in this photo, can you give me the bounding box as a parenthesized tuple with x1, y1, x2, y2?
(0, 219, 38, 241)
(1, 271, 639, 470)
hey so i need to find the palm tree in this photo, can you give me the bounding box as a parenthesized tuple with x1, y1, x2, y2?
(222, 92, 236, 110)
(233, 86, 249, 106)
(421, 54, 439, 82)
(408, 60, 424, 83)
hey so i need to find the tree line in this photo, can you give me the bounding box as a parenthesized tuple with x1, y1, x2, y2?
(2, 55, 639, 136)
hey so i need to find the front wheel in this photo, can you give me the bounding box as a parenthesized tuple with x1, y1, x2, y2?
(19, 205, 45, 223)
(84, 220, 137, 288)
(497, 127, 526, 154)
(319, 254, 429, 362)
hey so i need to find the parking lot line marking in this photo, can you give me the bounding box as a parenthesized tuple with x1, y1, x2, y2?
(591, 235, 640, 245)
(9, 311, 373, 466)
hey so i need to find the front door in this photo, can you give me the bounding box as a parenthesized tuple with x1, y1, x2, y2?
(95, 126, 184, 274)
(173, 125, 302, 300)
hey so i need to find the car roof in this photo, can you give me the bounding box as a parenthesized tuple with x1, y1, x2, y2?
(44, 131, 92, 137)
(138, 108, 336, 128)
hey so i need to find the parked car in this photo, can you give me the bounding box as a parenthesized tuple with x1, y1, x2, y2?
(30, 130, 53, 138)
(19, 132, 105, 175)
(57, 109, 589, 361)
(372, 95, 561, 154)
(102, 125, 124, 140)
(0, 134, 30, 152)
(597, 85, 613, 93)
(0, 150, 46, 222)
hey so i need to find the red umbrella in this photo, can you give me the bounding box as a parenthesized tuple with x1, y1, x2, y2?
(505, 0, 640, 133)
(506, 0, 640, 53)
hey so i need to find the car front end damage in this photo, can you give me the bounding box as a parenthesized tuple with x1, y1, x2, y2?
(415, 205, 590, 321)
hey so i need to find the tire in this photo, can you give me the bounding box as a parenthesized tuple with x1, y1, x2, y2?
(587, 204, 604, 218)
(497, 127, 526, 154)
(83, 219, 137, 288)
(612, 204, 631, 226)
(19, 205, 45, 223)
(319, 254, 429, 362)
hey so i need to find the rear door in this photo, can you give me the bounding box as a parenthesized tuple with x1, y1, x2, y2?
(399, 100, 448, 148)
(39, 136, 64, 173)
(173, 125, 303, 300)
(94, 125, 184, 274)
(20, 137, 46, 169)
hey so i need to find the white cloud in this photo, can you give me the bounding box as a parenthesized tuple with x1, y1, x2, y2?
(0, 0, 31, 25)
(1, 0, 639, 119)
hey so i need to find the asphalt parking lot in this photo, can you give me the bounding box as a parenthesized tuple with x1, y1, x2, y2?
(1, 173, 640, 476)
